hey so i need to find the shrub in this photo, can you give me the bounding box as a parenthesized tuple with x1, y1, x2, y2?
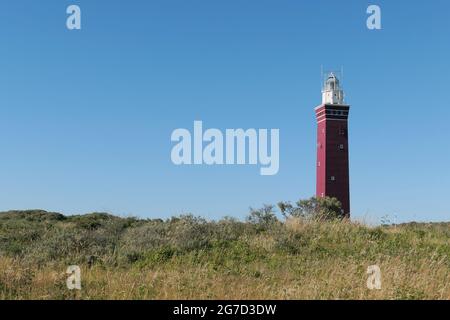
(278, 196, 344, 221)
(246, 205, 278, 227)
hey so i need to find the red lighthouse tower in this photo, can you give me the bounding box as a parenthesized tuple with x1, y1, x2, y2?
(315, 72, 350, 216)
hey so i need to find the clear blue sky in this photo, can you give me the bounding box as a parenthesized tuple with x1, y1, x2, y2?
(0, 0, 449, 223)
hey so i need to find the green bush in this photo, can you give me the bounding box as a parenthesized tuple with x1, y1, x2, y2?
(278, 196, 344, 220)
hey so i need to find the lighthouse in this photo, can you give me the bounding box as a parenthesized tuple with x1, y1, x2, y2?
(315, 72, 350, 217)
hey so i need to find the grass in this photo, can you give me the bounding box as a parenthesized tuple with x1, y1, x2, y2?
(0, 210, 449, 299)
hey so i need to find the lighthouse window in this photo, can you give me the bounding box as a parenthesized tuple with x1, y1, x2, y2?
(331, 176, 336, 181)
(339, 144, 344, 150)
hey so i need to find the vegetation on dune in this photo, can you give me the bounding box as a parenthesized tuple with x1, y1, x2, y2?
(0, 198, 449, 300)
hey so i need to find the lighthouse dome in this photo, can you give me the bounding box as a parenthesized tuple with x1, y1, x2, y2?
(322, 72, 345, 105)
(325, 73, 340, 91)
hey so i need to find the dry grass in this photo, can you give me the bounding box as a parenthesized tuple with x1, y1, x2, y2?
(0, 212, 449, 300)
